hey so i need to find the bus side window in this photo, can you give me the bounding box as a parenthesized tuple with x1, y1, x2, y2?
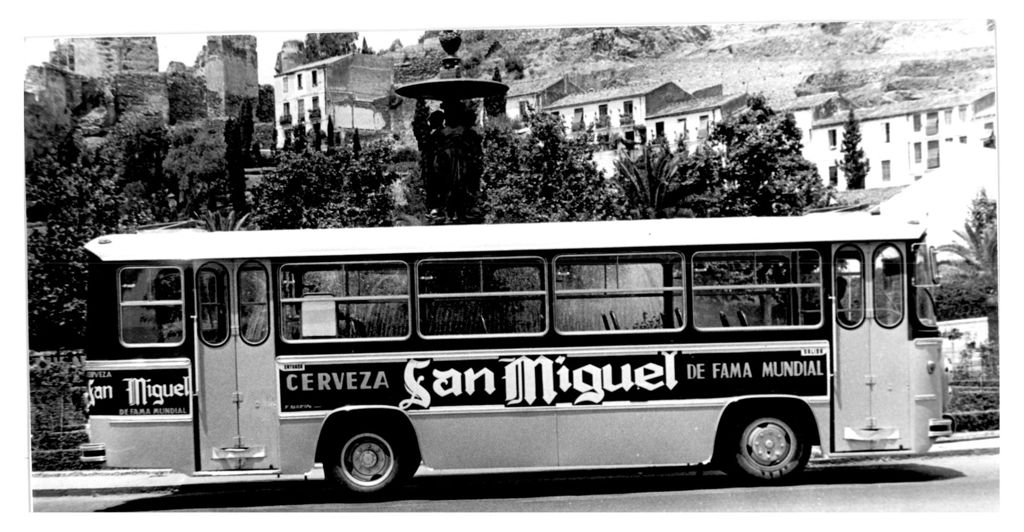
(873, 245, 904, 327)
(835, 247, 865, 328)
(119, 267, 185, 346)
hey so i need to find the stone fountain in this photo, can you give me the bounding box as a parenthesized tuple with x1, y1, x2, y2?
(395, 30, 508, 222)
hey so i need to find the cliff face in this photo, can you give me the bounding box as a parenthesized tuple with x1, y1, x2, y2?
(392, 21, 996, 104)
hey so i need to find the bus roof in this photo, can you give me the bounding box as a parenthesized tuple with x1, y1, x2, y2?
(84, 214, 928, 262)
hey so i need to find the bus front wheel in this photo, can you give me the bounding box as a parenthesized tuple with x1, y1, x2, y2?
(726, 415, 810, 482)
(325, 429, 405, 495)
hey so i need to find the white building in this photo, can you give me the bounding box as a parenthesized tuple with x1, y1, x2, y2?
(644, 87, 747, 151)
(504, 76, 581, 123)
(273, 53, 394, 148)
(804, 90, 996, 190)
(545, 81, 689, 143)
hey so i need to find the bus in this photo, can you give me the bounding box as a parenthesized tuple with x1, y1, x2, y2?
(79, 215, 951, 494)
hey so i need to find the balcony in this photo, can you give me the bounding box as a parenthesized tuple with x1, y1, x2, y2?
(595, 115, 610, 129)
(620, 114, 634, 126)
(571, 120, 585, 132)
(309, 108, 322, 122)
(279, 114, 293, 126)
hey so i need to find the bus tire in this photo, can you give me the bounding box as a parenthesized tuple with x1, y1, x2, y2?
(726, 415, 810, 482)
(324, 427, 406, 495)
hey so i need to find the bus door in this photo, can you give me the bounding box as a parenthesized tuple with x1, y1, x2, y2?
(832, 243, 910, 452)
(194, 260, 280, 471)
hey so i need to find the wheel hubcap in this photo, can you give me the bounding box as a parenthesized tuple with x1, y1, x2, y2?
(745, 422, 792, 467)
(341, 434, 394, 487)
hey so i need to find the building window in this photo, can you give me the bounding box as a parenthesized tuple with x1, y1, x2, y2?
(913, 142, 922, 163)
(298, 73, 303, 90)
(828, 129, 838, 149)
(312, 96, 319, 110)
(959, 105, 968, 122)
(699, 115, 709, 138)
(944, 109, 952, 125)
(519, 100, 528, 117)
(655, 121, 665, 139)
(945, 137, 953, 143)
(926, 112, 938, 135)
(282, 76, 289, 93)
(283, 102, 290, 115)
(882, 160, 891, 182)
(927, 140, 940, 169)
(312, 70, 318, 87)
(598, 104, 608, 117)
(913, 113, 921, 132)
(297, 99, 305, 121)
(884, 122, 890, 143)
(828, 165, 838, 187)
(960, 136, 968, 144)
(623, 100, 633, 115)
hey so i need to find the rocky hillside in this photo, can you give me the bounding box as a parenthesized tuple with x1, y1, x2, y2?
(391, 20, 996, 106)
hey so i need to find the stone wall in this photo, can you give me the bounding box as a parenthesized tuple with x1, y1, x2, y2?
(276, 40, 305, 74)
(114, 72, 169, 120)
(68, 37, 159, 78)
(199, 35, 259, 118)
(166, 71, 209, 124)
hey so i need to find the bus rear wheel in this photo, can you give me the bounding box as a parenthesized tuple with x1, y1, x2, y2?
(325, 429, 404, 495)
(726, 415, 810, 482)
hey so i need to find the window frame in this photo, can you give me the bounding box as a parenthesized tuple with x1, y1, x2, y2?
(415, 255, 549, 340)
(552, 252, 685, 336)
(278, 260, 412, 344)
(690, 248, 824, 332)
(926, 111, 939, 135)
(881, 160, 891, 182)
(238, 261, 272, 346)
(871, 244, 905, 329)
(117, 265, 186, 348)
(927, 140, 940, 169)
(196, 262, 231, 348)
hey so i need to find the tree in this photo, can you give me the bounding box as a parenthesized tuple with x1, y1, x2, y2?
(484, 67, 507, 118)
(224, 118, 247, 214)
(481, 112, 623, 223)
(614, 144, 691, 219)
(326, 116, 336, 152)
(26, 154, 121, 350)
(681, 95, 829, 217)
(163, 121, 228, 215)
(98, 113, 175, 225)
(249, 141, 397, 230)
(361, 37, 372, 55)
(291, 126, 307, 152)
(352, 129, 361, 158)
(839, 109, 869, 189)
(304, 33, 359, 62)
(938, 189, 997, 281)
(238, 100, 255, 166)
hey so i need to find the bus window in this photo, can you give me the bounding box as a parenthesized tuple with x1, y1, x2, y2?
(912, 244, 938, 328)
(835, 247, 865, 328)
(119, 267, 184, 346)
(692, 250, 822, 329)
(873, 245, 904, 327)
(418, 257, 546, 337)
(280, 261, 409, 341)
(238, 262, 270, 344)
(197, 263, 229, 345)
(553, 253, 684, 333)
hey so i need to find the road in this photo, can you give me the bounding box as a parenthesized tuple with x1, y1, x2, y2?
(33, 451, 999, 512)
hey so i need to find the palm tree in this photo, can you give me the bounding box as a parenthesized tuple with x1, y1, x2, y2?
(198, 208, 251, 231)
(614, 144, 689, 219)
(938, 222, 997, 280)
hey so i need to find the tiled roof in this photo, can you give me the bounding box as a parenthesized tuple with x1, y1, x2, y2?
(277, 54, 349, 76)
(546, 81, 674, 109)
(647, 93, 746, 119)
(812, 91, 993, 128)
(774, 92, 844, 112)
(506, 77, 564, 97)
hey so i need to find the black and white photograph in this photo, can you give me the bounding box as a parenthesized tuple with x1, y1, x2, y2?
(13, 0, 1015, 519)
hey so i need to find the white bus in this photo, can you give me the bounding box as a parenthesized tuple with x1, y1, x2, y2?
(80, 215, 951, 494)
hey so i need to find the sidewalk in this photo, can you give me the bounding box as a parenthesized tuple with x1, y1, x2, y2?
(30, 431, 1000, 498)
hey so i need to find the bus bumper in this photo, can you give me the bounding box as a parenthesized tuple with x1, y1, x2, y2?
(929, 416, 954, 438)
(79, 442, 107, 463)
